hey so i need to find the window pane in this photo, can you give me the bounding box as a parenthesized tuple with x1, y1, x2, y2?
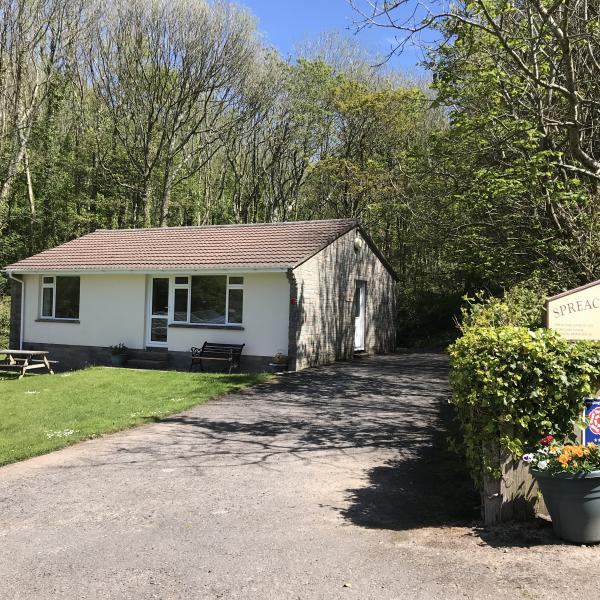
(174, 288, 188, 322)
(174, 276, 188, 285)
(150, 318, 167, 343)
(42, 287, 54, 317)
(229, 276, 244, 285)
(190, 276, 226, 323)
(152, 278, 169, 316)
(228, 289, 243, 324)
(43, 276, 54, 285)
(55, 277, 80, 319)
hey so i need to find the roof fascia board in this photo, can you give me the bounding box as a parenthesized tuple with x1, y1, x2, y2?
(356, 225, 399, 281)
(3, 267, 289, 276)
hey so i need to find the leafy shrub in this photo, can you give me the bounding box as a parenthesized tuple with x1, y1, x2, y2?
(0, 294, 10, 349)
(109, 343, 128, 355)
(459, 279, 547, 331)
(449, 326, 600, 484)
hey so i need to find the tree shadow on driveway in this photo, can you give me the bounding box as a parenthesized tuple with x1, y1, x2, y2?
(71, 354, 484, 533)
(340, 397, 480, 531)
(102, 354, 455, 469)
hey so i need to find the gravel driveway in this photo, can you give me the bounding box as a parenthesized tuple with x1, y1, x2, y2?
(1, 354, 599, 599)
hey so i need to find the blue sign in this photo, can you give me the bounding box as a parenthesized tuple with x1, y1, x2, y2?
(583, 398, 600, 445)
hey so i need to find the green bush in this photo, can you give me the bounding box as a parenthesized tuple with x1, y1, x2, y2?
(0, 294, 9, 349)
(449, 326, 600, 484)
(459, 280, 547, 331)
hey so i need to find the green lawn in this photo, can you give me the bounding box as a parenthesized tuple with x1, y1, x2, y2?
(0, 367, 270, 467)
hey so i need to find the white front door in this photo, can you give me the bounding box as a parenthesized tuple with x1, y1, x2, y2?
(147, 277, 169, 347)
(354, 281, 366, 351)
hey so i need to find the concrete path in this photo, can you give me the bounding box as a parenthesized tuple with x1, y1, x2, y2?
(1, 354, 598, 599)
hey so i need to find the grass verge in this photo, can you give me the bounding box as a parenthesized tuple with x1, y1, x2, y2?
(0, 366, 270, 467)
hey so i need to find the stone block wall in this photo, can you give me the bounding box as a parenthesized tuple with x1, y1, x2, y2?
(290, 228, 395, 370)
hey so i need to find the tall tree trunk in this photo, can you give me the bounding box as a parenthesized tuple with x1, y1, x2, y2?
(158, 157, 174, 227)
(24, 147, 36, 219)
(141, 180, 153, 227)
(0, 131, 28, 212)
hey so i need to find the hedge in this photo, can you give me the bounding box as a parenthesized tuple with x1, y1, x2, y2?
(0, 295, 9, 349)
(449, 326, 600, 484)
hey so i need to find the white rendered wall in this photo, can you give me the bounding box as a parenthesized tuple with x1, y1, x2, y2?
(166, 272, 290, 357)
(22, 271, 290, 357)
(22, 274, 147, 349)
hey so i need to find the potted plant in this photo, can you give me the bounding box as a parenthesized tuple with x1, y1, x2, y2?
(109, 343, 128, 367)
(523, 435, 600, 543)
(268, 352, 288, 372)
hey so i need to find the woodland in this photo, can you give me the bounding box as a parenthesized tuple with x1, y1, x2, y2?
(0, 0, 599, 346)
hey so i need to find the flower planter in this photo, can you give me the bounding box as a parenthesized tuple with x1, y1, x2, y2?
(111, 353, 127, 367)
(532, 468, 600, 544)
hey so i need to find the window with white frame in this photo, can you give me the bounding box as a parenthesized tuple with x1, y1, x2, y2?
(173, 275, 244, 325)
(41, 276, 80, 319)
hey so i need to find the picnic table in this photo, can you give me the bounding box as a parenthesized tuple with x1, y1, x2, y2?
(0, 349, 56, 379)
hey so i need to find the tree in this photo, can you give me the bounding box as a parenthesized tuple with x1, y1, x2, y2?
(0, 0, 85, 217)
(0, 0, 451, 345)
(351, 0, 600, 286)
(89, 0, 257, 226)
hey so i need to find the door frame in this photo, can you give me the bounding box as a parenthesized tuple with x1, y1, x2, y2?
(354, 279, 367, 352)
(146, 276, 169, 348)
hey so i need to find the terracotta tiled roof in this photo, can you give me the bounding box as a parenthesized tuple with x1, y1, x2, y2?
(5, 219, 358, 272)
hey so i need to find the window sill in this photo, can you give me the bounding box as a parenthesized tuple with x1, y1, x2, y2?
(36, 318, 80, 324)
(168, 323, 244, 331)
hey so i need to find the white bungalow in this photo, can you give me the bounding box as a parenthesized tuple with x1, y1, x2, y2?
(4, 219, 396, 371)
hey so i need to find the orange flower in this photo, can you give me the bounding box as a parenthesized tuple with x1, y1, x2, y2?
(574, 447, 584, 458)
(558, 454, 571, 464)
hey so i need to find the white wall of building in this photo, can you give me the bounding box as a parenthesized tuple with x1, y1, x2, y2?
(166, 272, 290, 357)
(22, 271, 290, 357)
(23, 274, 147, 349)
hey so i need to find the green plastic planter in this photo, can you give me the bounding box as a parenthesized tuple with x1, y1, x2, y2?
(532, 468, 600, 544)
(111, 353, 127, 367)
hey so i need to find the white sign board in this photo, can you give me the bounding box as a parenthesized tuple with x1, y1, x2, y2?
(546, 280, 600, 341)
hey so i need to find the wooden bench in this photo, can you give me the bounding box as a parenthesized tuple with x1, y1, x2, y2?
(189, 342, 245, 374)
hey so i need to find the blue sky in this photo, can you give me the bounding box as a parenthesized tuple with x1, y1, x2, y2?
(238, 0, 425, 74)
